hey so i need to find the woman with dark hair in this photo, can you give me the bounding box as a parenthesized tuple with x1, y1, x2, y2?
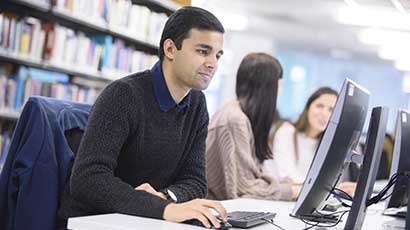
(263, 87, 338, 184)
(206, 53, 300, 201)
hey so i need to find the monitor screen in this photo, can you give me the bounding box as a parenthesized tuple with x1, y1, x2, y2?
(291, 79, 370, 221)
(385, 110, 410, 209)
(344, 106, 388, 229)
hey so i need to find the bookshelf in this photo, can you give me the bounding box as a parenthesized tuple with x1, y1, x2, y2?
(49, 7, 160, 54)
(0, 0, 179, 113)
(7, 0, 50, 12)
(2, 0, 165, 55)
(0, 0, 180, 168)
(0, 50, 111, 81)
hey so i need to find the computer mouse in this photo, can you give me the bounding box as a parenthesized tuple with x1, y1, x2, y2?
(212, 221, 232, 229)
(184, 219, 232, 229)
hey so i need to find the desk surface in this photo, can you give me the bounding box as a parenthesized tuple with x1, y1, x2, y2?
(67, 198, 405, 229)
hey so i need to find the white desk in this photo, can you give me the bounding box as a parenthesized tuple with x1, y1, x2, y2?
(67, 198, 405, 229)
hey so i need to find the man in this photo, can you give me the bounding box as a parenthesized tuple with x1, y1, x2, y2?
(59, 6, 226, 229)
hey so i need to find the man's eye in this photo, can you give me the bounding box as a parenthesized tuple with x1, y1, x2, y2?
(198, 50, 207, 55)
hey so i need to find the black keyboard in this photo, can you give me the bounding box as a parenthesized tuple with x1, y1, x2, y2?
(226, 211, 276, 228)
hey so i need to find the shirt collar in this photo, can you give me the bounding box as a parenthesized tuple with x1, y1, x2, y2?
(151, 61, 191, 112)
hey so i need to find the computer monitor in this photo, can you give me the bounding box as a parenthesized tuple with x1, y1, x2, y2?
(290, 79, 370, 222)
(384, 110, 410, 209)
(406, 190, 410, 229)
(344, 106, 389, 230)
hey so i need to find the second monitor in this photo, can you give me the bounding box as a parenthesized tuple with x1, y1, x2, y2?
(344, 106, 389, 230)
(290, 78, 370, 222)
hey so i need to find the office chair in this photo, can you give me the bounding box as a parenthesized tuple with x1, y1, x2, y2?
(0, 96, 91, 230)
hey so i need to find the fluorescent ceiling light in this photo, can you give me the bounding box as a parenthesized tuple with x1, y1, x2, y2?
(395, 60, 410, 71)
(359, 28, 410, 45)
(335, 7, 410, 30)
(378, 45, 410, 60)
(344, 0, 359, 8)
(390, 0, 407, 14)
(359, 28, 410, 61)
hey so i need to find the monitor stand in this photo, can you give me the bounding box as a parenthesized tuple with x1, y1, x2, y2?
(290, 213, 339, 223)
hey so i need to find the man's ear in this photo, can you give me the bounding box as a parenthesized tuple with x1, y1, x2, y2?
(163, 39, 176, 61)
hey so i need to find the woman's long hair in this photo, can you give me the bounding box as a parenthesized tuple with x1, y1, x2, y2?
(236, 53, 283, 163)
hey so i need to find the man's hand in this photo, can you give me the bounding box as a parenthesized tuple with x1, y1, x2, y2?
(163, 199, 227, 229)
(134, 183, 167, 200)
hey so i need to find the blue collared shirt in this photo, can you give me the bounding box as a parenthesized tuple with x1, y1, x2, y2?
(151, 61, 191, 112)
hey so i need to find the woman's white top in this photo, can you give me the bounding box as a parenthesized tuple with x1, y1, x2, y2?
(263, 122, 319, 184)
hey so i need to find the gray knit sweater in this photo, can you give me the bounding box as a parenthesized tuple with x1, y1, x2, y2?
(59, 70, 209, 221)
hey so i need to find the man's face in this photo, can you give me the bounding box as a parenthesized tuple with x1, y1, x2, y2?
(171, 28, 224, 91)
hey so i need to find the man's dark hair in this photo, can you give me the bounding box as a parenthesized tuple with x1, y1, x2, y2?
(158, 6, 225, 62)
(236, 53, 283, 163)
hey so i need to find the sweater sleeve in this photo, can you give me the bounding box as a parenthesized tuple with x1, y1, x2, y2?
(207, 121, 292, 201)
(70, 81, 171, 219)
(166, 95, 209, 202)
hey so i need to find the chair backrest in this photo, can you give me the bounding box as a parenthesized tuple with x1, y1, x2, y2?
(0, 96, 91, 230)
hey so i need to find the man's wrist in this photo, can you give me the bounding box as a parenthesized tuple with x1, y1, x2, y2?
(163, 202, 177, 220)
(162, 189, 178, 203)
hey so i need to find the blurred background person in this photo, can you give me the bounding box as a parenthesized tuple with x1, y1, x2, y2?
(264, 87, 338, 184)
(206, 52, 300, 201)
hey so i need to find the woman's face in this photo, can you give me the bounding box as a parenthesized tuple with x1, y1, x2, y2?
(307, 93, 337, 135)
